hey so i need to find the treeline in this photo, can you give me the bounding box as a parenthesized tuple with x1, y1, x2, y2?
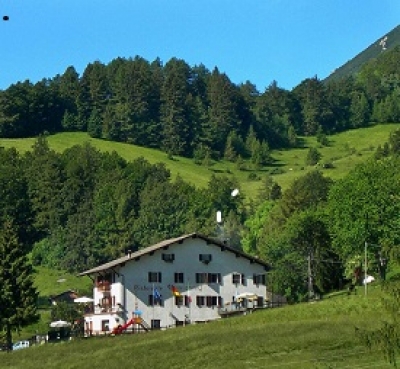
(242, 129, 400, 302)
(1, 47, 400, 161)
(1, 130, 400, 302)
(0, 136, 244, 273)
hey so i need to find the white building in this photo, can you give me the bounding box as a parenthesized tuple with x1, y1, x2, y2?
(79, 233, 270, 335)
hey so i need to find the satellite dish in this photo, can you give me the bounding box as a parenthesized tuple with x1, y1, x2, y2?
(231, 189, 239, 197)
(216, 211, 222, 224)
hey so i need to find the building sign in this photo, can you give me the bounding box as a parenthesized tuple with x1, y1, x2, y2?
(133, 285, 164, 291)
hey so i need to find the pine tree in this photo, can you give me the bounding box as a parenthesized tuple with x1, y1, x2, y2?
(305, 147, 322, 166)
(0, 220, 39, 351)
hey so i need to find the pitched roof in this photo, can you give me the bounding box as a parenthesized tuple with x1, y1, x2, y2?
(78, 233, 270, 276)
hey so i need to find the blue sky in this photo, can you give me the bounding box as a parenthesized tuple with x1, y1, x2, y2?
(1, 0, 399, 91)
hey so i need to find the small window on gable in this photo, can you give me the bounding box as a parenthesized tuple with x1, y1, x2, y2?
(162, 253, 175, 263)
(199, 254, 212, 264)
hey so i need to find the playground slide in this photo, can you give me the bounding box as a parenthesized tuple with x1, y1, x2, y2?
(112, 318, 149, 335)
(112, 319, 134, 334)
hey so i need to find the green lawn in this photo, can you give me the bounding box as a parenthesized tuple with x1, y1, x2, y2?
(0, 123, 399, 198)
(10, 267, 94, 340)
(3, 284, 394, 369)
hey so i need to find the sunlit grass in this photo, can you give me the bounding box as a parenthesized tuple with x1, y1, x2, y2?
(3, 284, 393, 369)
(0, 123, 398, 198)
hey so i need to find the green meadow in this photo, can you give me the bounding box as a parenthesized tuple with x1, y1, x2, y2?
(1, 123, 398, 198)
(3, 284, 394, 369)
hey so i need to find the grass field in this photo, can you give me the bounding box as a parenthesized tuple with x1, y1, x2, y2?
(2, 284, 394, 369)
(1, 123, 399, 199)
(10, 267, 94, 339)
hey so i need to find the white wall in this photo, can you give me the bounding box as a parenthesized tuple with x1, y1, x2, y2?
(112, 237, 267, 328)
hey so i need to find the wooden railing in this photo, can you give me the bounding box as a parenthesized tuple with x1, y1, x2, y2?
(96, 281, 111, 292)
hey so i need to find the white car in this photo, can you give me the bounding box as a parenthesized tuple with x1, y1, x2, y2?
(12, 340, 30, 351)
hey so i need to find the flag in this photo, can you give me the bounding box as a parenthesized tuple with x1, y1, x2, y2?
(187, 282, 192, 304)
(171, 285, 181, 297)
(153, 288, 161, 303)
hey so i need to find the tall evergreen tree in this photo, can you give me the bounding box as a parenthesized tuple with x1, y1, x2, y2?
(349, 91, 370, 128)
(207, 68, 239, 155)
(0, 220, 39, 351)
(160, 58, 192, 156)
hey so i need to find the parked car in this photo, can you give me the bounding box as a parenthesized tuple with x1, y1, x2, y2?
(12, 340, 30, 351)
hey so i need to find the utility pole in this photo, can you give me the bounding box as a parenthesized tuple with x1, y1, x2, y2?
(308, 249, 314, 300)
(364, 241, 368, 296)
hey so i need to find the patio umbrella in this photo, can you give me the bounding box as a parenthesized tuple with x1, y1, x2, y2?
(50, 320, 71, 328)
(236, 292, 258, 301)
(74, 296, 94, 303)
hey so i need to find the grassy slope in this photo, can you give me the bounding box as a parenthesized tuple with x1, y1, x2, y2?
(12, 268, 94, 339)
(3, 285, 393, 369)
(1, 123, 398, 198)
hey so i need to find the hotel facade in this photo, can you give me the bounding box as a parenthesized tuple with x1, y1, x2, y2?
(79, 233, 270, 335)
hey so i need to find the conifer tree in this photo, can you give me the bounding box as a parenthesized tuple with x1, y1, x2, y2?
(0, 220, 39, 351)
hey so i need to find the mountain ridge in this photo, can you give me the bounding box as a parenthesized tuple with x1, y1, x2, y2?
(325, 24, 400, 82)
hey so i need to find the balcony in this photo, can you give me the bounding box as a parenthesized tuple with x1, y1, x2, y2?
(96, 281, 111, 292)
(94, 304, 123, 314)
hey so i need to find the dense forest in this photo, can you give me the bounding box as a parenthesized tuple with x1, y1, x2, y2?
(1, 45, 400, 303)
(0, 129, 399, 303)
(0, 46, 400, 164)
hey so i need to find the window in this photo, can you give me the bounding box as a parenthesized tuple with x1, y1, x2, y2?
(148, 272, 162, 283)
(199, 254, 212, 264)
(184, 295, 192, 306)
(196, 273, 208, 283)
(206, 296, 219, 307)
(175, 296, 184, 306)
(253, 274, 266, 285)
(162, 253, 175, 263)
(174, 272, 184, 284)
(208, 273, 221, 284)
(232, 273, 241, 285)
(148, 294, 163, 306)
(151, 320, 161, 330)
(241, 274, 247, 286)
(101, 320, 109, 332)
(196, 273, 221, 284)
(196, 296, 205, 306)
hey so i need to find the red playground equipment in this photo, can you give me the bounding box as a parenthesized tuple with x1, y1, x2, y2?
(112, 315, 150, 335)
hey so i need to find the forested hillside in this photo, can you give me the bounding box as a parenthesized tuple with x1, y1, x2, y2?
(1, 33, 400, 305)
(0, 44, 400, 167)
(0, 128, 399, 304)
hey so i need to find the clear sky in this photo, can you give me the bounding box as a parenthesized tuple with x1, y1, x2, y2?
(1, 0, 399, 92)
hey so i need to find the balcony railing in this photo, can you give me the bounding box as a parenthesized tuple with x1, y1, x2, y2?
(96, 281, 111, 292)
(94, 305, 123, 314)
